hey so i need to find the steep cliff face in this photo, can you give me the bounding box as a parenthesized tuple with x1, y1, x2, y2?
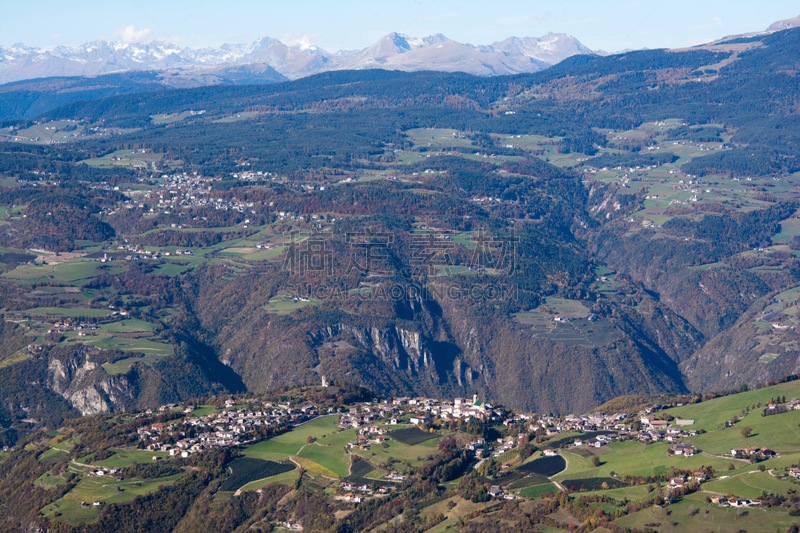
(211, 291, 697, 413)
(309, 324, 434, 374)
(39, 341, 244, 417)
(219, 313, 478, 400)
(47, 349, 137, 415)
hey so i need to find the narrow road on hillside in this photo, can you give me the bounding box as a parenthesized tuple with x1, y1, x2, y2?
(552, 452, 569, 492)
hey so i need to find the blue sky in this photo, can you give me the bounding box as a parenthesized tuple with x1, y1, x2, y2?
(3, 1, 798, 52)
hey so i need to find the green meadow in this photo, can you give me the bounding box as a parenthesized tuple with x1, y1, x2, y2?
(23, 308, 112, 317)
(243, 416, 343, 461)
(93, 449, 170, 469)
(263, 297, 321, 314)
(42, 473, 183, 523)
(518, 483, 559, 499)
(664, 380, 800, 432)
(554, 441, 733, 481)
(614, 491, 799, 533)
(685, 408, 800, 455)
(702, 471, 797, 499)
(242, 416, 447, 481)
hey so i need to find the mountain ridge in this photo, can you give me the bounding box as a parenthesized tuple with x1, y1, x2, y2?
(0, 31, 595, 84)
(767, 14, 800, 32)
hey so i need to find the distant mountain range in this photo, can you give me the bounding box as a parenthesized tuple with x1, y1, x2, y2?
(0, 32, 594, 85)
(2, 16, 797, 122)
(3, 14, 799, 87)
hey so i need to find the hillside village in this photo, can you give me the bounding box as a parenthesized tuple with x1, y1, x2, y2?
(115, 387, 800, 511)
(14, 377, 800, 532)
(131, 390, 800, 463)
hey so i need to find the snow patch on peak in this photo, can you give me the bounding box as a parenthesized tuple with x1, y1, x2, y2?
(0, 31, 598, 84)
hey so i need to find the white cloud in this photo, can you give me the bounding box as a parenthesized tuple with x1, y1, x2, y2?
(52, 33, 60, 39)
(115, 25, 154, 44)
(282, 33, 320, 51)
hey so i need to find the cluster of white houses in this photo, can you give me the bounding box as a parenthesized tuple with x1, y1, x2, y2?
(138, 401, 319, 457)
(335, 395, 498, 432)
(45, 321, 99, 335)
(391, 394, 494, 422)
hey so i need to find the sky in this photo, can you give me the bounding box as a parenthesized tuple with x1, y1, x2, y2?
(3, 1, 799, 53)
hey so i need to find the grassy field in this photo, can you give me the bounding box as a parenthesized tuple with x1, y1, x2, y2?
(293, 455, 340, 478)
(581, 483, 655, 502)
(102, 354, 169, 374)
(512, 311, 551, 325)
(42, 471, 184, 524)
(188, 405, 217, 417)
(543, 298, 590, 319)
(81, 150, 160, 169)
(23, 307, 113, 317)
(0, 349, 31, 369)
(150, 262, 192, 276)
(518, 483, 559, 499)
(89, 334, 172, 353)
(4, 261, 126, 285)
(664, 380, 800, 432)
(263, 297, 321, 314)
(296, 438, 351, 478)
(241, 247, 285, 261)
(349, 434, 440, 468)
(38, 447, 69, 465)
(686, 408, 800, 455)
(150, 112, 196, 125)
(243, 416, 342, 460)
(14, 120, 85, 143)
(2, 264, 57, 282)
(36, 468, 70, 488)
(93, 449, 170, 468)
(702, 470, 797, 499)
(99, 319, 155, 333)
(614, 491, 798, 532)
(40, 502, 101, 524)
(243, 415, 444, 475)
(772, 216, 800, 244)
(213, 111, 259, 123)
(554, 442, 734, 481)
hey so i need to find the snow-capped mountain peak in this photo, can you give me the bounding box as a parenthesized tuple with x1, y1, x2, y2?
(0, 31, 598, 84)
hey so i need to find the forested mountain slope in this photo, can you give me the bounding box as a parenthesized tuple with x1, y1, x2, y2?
(1, 27, 800, 436)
